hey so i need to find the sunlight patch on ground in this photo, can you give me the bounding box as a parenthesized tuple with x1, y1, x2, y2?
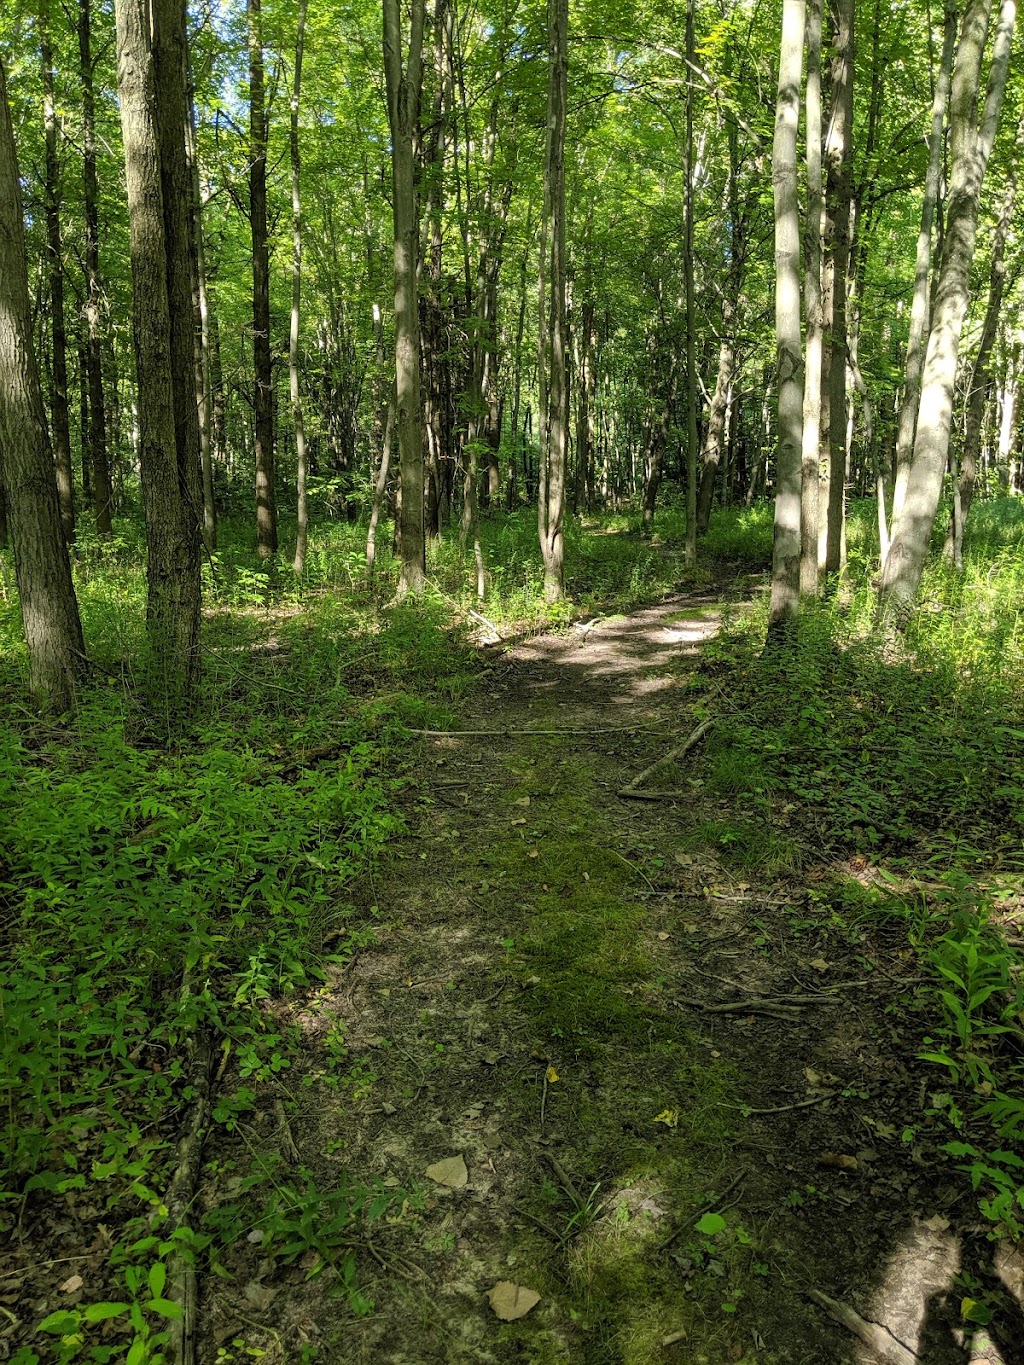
(856, 1221, 1023, 1363)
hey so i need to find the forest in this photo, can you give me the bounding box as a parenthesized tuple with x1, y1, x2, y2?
(2, 0, 1024, 1360)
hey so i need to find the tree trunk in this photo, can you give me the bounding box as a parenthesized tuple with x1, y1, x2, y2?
(879, 0, 1015, 618)
(821, 0, 854, 577)
(248, 0, 276, 558)
(186, 70, 216, 551)
(290, 0, 309, 573)
(115, 0, 202, 699)
(40, 11, 74, 543)
(383, 0, 426, 597)
(891, 5, 956, 526)
(768, 0, 805, 633)
(538, 0, 568, 602)
(946, 107, 1022, 566)
(0, 55, 84, 712)
(799, 0, 822, 597)
(683, 0, 698, 562)
(79, 0, 113, 536)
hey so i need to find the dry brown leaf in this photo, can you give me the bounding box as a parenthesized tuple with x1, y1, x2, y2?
(808, 958, 830, 972)
(425, 1154, 468, 1189)
(486, 1281, 541, 1321)
(819, 1153, 858, 1171)
(59, 1275, 84, 1294)
(674, 852, 693, 866)
(513, 796, 531, 807)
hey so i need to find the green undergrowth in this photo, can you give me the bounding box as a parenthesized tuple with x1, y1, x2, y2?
(696, 497, 1024, 1249)
(0, 582, 477, 1362)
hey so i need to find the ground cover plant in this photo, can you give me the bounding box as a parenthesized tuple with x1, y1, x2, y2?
(0, 499, 1022, 1363)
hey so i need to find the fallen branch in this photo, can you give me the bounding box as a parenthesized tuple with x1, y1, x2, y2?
(165, 1026, 213, 1365)
(410, 726, 673, 738)
(722, 1093, 835, 1115)
(806, 1288, 919, 1365)
(658, 1170, 746, 1251)
(274, 1098, 301, 1165)
(617, 717, 714, 798)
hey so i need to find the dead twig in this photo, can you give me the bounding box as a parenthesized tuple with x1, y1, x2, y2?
(617, 715, 715, 799)
(722, 1092, 835, 1115)
(658, 1170, 746, 1251)
(274, 1098, 301, 1165)
(806, 1288, 919, 1365)
(409, 726, 673, 738)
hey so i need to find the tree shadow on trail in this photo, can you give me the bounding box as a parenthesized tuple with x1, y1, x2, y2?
(916, 1229, 1024, 1365)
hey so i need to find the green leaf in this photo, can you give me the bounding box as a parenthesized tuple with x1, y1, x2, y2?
(148, 1263, 167, 1299)
(82, 1302, 130, 1324)
(695, 1212, 726, 1236)
(126, 1341, 147, 1365)
(146, 1297, 183, 1320)
(37, 1311, 79, 1334)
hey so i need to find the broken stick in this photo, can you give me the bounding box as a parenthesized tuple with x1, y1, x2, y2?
(806, 1288, 919, 1365)
(617, 717, 714, 798)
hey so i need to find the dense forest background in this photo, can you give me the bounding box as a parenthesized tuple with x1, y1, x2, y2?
(4, 0, 1024, 1361)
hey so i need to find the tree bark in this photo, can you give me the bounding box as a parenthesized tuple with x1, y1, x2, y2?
(539, 0, 568, 602)
(383, 0, 427, 596)
(248, 0, 276, 558)
(799, 0, 823, 597)
(891, 5, 956, 526)
(290, 0, 309, 573)
(115, 0, 202, 699)
(946, 107, 1022, 565)
(40, 10, 75, 543)
(768, 0, 805, 633)
(0, 54, 84, 712)
(821, 0, 854, 578)
(879, 0, 1016, 619)
(79, 0, 113, 536)
(683, 0, 698, 562)
(186, 69, 216, 551)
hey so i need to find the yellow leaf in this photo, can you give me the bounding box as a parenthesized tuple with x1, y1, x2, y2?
(546, 1066, 559, 1083)
(654, 1108, 679, 1128)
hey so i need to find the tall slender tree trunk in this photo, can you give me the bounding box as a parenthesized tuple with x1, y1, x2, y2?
(891, 6, 956, 526)
(186, 70, 216, 551)
(821, 0, 854, 577)
(946, 106, 1022, 565)
(539, 0, 568, 602)
(115, 0, 202, 699)
(248, 0, 276, 558)
(683, 0, 698, 562)
(879, 0, 1016, 618)
(383, 0, 426, 596)
(79, 0, 113, 536)
(0, 55, 84, 712)
(799, 0, 823, 597)
(768, 0, 805, 633)
(290, 0, 309, 574)
(40, 12, 74, 543)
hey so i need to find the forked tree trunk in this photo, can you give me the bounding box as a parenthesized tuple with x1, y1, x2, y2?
(879, 0, 1016, 619)
(538, 0, 568, 602)
(0, 55, 84, 712)
(768, 0, 805, 633)
(248, 0, 276, 558)
(383, 0, 427, 596)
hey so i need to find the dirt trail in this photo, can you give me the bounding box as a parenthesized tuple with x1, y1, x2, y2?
(205, 590, 1023, 1365)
